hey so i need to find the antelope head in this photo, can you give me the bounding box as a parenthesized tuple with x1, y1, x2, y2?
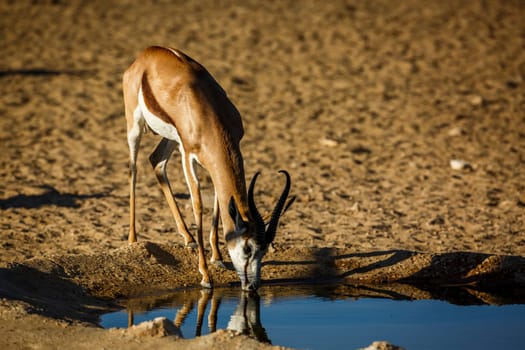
(227, 170, 291, 291)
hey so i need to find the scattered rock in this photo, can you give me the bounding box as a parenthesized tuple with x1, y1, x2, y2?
(467, 94, 484, 106)
(126, 317, 182, 338)
(359, 340, 406, 350)
(450, 159, 473, 170)
(447, 126, 463, 137)
(319, 138, 339, 147)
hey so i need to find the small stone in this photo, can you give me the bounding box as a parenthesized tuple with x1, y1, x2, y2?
(359, 341, 406, 350)
(450, 159, 472, 170)
(467, 94, 483, 106)
(447, 127, 463, 137)
(319, 138, 338, 147)
(127, 317, 182, 338)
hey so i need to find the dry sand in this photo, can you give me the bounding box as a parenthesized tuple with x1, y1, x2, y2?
(1, 0, 524, 349)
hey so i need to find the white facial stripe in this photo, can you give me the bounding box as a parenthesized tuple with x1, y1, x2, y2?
(138, 87, 181, 143)
(230, 242, 246, 272)
(228, 237, 265, 290)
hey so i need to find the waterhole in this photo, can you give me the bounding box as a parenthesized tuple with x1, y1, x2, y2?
(101, 284, 525, 349)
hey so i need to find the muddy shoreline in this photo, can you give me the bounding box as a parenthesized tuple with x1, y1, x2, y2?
(1, 243, 524, 349)
(3, 242, 525, 317)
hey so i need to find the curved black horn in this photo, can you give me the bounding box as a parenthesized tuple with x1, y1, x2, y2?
(265, 170, 291, 246)
(248, 172, 265, 243)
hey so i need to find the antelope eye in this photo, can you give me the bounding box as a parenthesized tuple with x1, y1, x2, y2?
(243, 244, 252, 256)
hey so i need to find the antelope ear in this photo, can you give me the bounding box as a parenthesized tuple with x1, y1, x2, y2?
(228, 197, 246, 232)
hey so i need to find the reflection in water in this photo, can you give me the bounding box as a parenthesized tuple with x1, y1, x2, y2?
(227, 292, 270, 343)
(127, 289, 270, 343)
(111, 283, 525, 349)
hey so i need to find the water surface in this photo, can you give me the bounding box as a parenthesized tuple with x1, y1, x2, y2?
(101, 284, 525, 350)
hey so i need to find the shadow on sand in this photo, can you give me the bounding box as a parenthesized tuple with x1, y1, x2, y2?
(0, 185, 106, 209)
(0, 264, 115, 323)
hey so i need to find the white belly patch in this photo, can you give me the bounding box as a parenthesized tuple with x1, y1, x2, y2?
(138, 87, 181, 143)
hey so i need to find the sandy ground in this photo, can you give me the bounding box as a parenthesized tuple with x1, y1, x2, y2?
(1, 0, 525, 349)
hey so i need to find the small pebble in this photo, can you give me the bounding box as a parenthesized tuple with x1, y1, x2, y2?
(319, 138, 338, 147)
(467, 94, 483, 106)
(450, 159, 471, 170)
(447, 127, 463, 137)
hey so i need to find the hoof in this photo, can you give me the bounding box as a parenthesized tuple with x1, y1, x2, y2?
(200, 280, 213, 289)
(211, 260, 227, 269)
(186, 242, 198, 250)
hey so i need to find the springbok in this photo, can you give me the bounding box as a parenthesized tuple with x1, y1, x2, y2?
(123, 46, 291, 291)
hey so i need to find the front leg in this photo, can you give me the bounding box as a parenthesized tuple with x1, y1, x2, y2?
(196, 289, 212, 336)
(182, 150, 212, 288)
(149, 138, 197, 248)
(209, 192, 225, 267)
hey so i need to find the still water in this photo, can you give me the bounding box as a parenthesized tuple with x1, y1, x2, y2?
(100, 284, 525, 350)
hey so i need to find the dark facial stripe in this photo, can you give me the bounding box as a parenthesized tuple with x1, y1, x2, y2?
(243, 258, 249, 288)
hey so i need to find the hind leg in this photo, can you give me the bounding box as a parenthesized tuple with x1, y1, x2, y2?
(127, 106, 144, 243)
